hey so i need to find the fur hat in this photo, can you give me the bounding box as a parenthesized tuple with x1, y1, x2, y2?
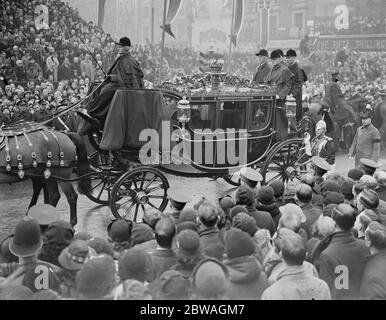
(358, 189, 380, 209)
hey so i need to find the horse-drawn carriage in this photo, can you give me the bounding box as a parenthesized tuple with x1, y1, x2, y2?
(0, 71, 313, 225)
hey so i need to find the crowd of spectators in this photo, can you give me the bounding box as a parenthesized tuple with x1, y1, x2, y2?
(314, 16, 386, 36)
(1, 163, 386, 300)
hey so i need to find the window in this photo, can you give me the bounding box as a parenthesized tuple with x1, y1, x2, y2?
(270, 14, 278, 36)
(189, 103, 214, 130)
(293, 11, 304, 30)
(219, 101, 247, 130)
(143, 6, 150, 19)
(250, 101, 271, 130)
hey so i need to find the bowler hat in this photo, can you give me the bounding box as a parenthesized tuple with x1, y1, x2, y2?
(257, 185, 275, 205)
(348, 168, 364, 181)
(225, 228, 255, 259)
(255, 49, 268, 57)
(9, 216, 42, 257)
(115, 37, 131, 47)
(285, 49, 297, 57)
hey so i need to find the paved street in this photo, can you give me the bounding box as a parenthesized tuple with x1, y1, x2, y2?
(1, 153, 386, 240)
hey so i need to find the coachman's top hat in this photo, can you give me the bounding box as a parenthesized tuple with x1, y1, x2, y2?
(115, 37, 131, 47)
(255, 49, 268, 57)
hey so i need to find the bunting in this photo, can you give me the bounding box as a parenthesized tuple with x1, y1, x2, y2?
(229, 0, 245, 47)
(161, 0, 183, 39)
(98, 0, 106, 28)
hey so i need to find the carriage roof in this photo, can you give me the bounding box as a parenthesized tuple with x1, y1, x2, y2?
(157, 72, 278, 102)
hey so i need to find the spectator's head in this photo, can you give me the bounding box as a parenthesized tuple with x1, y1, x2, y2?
(357, 188, 380, 211)
(88, 237, 114, 258)
(191, 258, 229, 299)
(360, 175, 378, 190)
(278, 204, 306, 233)
(235, 184, 255, 207)
(365, 222, 386, 251)
(107, 219, 132, 243)
(300, 173, 316, 188)
(257, 185, 275, 205)
(295, 183, 313, 204)
(143, 209, 161, 229)
(340, 178, 355, 201)
(197, 202, 219, 228)
(269, 180, 285, 200)
(0, 235, 18, 263)
(278, 229, 306, 266)
(118, 248, 154, 282)
(9, 216, 43, 259)
(374, 170, 386, 187)
(232, 212, 258, 237)
(76, 254, 117, 300)
(154, 217, 176, 249)
(112, 279, 152, 300)
(58, 239, 96, 271)
(332, 204, 356, 232)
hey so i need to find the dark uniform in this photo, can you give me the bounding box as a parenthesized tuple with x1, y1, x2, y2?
(87, 37, 144, 125)
(253, 49, 271, 84)
(349, 112, 381, 168)
(311, 156, 332, 194)
(324, 69, 356, 150)
(285, 49, 306, 122)
(163, 187, 192, 222)
(265, 50, 294, 140)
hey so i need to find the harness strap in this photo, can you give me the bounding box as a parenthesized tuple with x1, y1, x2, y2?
(37, 130, 52, 179)
(22, 131, 38, 168)
(14, 135, 25, 179)
(44, 128, 65, 167)
(5, 136, 11, 172)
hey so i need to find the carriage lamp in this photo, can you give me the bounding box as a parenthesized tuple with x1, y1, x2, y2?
(285, 95, 297, 134)
(177, 96, 191, 133)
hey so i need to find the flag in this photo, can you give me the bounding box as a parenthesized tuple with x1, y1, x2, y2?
(229, 0, 244, 47)
(98, 0, 106, 28)
(161, 0, 183, 39)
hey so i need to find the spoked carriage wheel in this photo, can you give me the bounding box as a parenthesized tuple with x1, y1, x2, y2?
(110, 167, 170, 222)
(260, 138, 309, 185)
(85, 151, 123, 205)
(223, 172, 242, 187)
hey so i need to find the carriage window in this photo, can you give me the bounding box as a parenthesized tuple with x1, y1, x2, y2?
(219, 101, 247, 130)
(250, 101, 270, 130)
(189, 104, 214, 130)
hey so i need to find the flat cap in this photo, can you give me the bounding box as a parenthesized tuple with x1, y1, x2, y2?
(240, 167, 263, 183)
(167, 187, 192, 204)
(312, 156, 331, 172)
(360, 158, 380, 169)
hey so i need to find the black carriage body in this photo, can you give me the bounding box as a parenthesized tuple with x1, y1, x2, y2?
(180, 94, 278, 173)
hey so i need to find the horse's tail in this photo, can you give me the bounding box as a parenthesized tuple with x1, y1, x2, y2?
(67, 132, 91, 195)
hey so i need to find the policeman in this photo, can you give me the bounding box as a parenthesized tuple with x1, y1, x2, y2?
(164, 187, 192, 222)
(240, 167, 263, 198)
(348, 109, 381, 168)
(359, 158, 380, 177)
(310, 120, 335, 166)
(311, 156, 331, 193)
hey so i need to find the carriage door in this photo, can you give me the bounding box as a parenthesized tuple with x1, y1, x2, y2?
(217, 100, 249, 168)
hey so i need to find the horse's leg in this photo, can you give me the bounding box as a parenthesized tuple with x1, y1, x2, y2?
(58, 181, 78, 227)
(46, 179, 61, 207)
(29, 178, 42, 210)
(43, 182, 50, 205)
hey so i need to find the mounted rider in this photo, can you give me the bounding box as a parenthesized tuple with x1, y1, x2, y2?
(77, 37, 144, 129)
(324, 68, 356, 151)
